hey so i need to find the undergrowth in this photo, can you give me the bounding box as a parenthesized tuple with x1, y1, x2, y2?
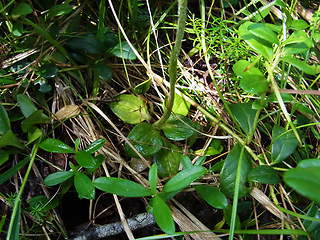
(1, 0, 320, 239)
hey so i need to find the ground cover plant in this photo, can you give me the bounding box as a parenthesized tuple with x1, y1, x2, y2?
(1, 0, 320, 239)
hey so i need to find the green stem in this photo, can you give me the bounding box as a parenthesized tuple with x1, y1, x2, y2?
(7, 138, 41, 239)
(154, 0, 187, 129)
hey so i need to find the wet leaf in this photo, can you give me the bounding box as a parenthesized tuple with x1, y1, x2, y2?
(152, 195, 175, 234)
(248, 165, 280, 184)
(110, 41, 137, 60)
(43, 171, 75, 186)
(39, 138, 75, 153)
(125, 122, 162, 157)
(74, 172, 95, 199)
(194, 185, 228, 209)
(85, 139, 106, 154)
(109, 94, 151, 124)
(229, 102, 257, 135)
(94, 177, 152, 197)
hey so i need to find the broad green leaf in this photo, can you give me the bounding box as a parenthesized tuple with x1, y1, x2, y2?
(283, 42, 312, 55)
(39, 138, 75, 153)
(86, 154, 105, 174)
(75, 150, 95, 168)
(284, 166, 320, 204)
(289, 20, 309, 30)
(163, 166, 206, 193)
(74, 172, 95, 199)
(93, 61, 112, 81)
(298, 159, 320, 168)
(229, 102, 257, 135)
(0, 104, 11, 135)
(110, 41, 137, 60)
(271, 126, 300, 164)
(27, 126, 43, 144)
(38, 63, 58, 78)
(85, 139, 106, 154)
(125, 122, 162, 157)
(152, 195, 175, 234)
(153, 142, 182, 177)
(220, 143, 252, 198)
(21, 110, 50, 132)
(281, 56, 320, 75)
(0, 157, 29, 185)
(248, 165, 280, 184)
(17, 94, 37, 118)
(67, 35, 106, 55)
(11, 3, 32, 18)
(248, 23, 279, 44)
(233, 60, 262, 78)
(238, 22, 273, 60)
(43, 171, 75, 186)
(284, 30, 312, 46)
(94, 177, 152, 197)
(0, 130, 24, 149)
(194, 185, 228, 209)
(47, 3, 73, 18)
(267, 92, 293, 103)
(149, 164, 158, 194)
(7, 199, 21, 240)
(109, 94, 151, 124)
(161, 114, 196, 141)
(12, 21, 23, 37)
(171, 93, 191, 116)
(134, 78, 151, 95)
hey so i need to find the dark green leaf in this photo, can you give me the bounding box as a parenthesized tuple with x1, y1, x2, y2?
(43, 171, 75, 186)
(86, 154, 105, 174)
(67, 35, 106, 55)
(223, 204, 241, 229)
(11, 3, 32, 18)
(153, 142, 181, 177)
(0, 157, 30, 185)
(94, 177, 152, 197)
(194, 185, 228, 209)
(220, 143, 252, 198)
(17, 94, 37, 118)
(21, 110, 50, 132)
(38, 63, 58, 78)
(152, 195, 175, 234)
(93, 61, 112, 81)
(75, 150, 95, 168)
(284, 166, 320, 204)
(0, 104, 11, 136)
(47, 3, 73, 18)
(28, 195, 59, 212)
(40, 138, 75, 153)
(267, 92, 293, 103)
(109, 94, 151, 124)
(303, 202, 320, 235)
(149, 164, 158, 194)
(74, 172, 95, 199)
(0, 130, 24, 149)
(161, 114, 196, 141)
(248, 23, 279, 44)
(229, 102, 257, 135)
(110, 41, 137, 60)
(125, 122, 162, 157)
(85, 139, 106, 154)
(163, 166, 206, 193)
(271, 126, 300, 164)
(0, 150, 10, 166)
(248, 165, 280, 184)
(12, 21, 23, 37)
(134, 78, 151, 95)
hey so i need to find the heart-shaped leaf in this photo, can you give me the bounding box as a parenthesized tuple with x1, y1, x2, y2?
(39, 138, 75, 153)
(152, 195, 175, 234)
(229, 102, 257, 135)
(220, 143, 252, 198)
(74, 172, 95, 199)
(248, 165, 280, 184)
(125, 122, 162, 157)
(194, 185, 228, 209)
(94, 177, 152, 197)
(109, 94, 151, 124)
(43, 171, 75, 186)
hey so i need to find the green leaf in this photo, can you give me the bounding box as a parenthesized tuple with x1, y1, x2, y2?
(149, 164, 158, 194)
(74, 172, 95, 199)
(110, 41, 137, 60)
(281, 56, 320, 75)
(125, 122, 162, 157)
(94, 177, 152, 197)
(11, 3, 32, 18)
(298, 159, 320, 168)
(271, 126, 300, 164)
(39, 138, 75, 153)
(267, 92, 293, 103)
(109, 94, 151, 124)
(0, 157, 29, 185)
(153, 142, 181, 177)
(27, 126, 43, 144)
(238, 22, 273, 60)
(93, 61, 112, 81)
(163, 166, 206, 193)
(220, 143, 252, 198)
(229, 102, 257, 135)
(0, 150, 10, 166)
(17, 94, 37, 118)
(303, 202, 320, 236)
(248, 23, 279, 44)
(7, 199, 21, 240)
(47, 3, 73, 18)
(0, 104, 11, 135)
(28, 195, 59, 213)
(289, 19, 309, 30)
(152, 195, 175, 234)
(194, 185, 228, 209)
(161, 114, 196, 141)
(86, 154, 105, 174)
(223, 204, 241, 229)
(85, 139, 106, 154)
(194, 139, 223, 156)
(134, 78, 151, 95)
(0, 130, 24, 149)
(12, 21, 23, 37)
(67, 35, 106, 55)
(21, 110, 50, 132)
(38, 63, 58, 78)
(248, 165, 280, 184)
(75, 150, 95, 168)
(284, 166, 320, 204)
(171, 93, 191, 116)
(43, 171, 75, 186)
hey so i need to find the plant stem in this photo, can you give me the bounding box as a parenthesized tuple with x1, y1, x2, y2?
(154, 0, 188, 129)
